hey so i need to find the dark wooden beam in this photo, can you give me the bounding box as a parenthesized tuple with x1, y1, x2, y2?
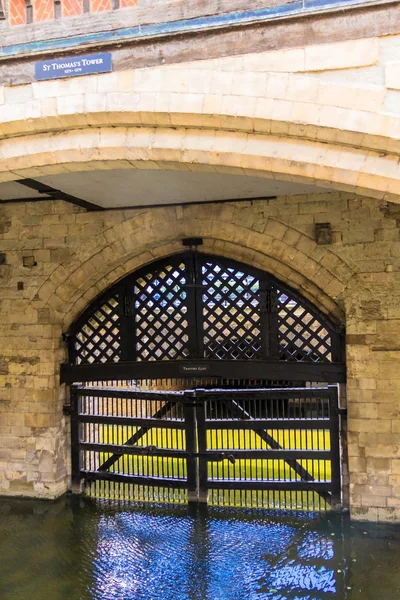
(17, 178, 103, 212)
(82, 470, 188, 488)
(60, 358, 346, 384)
(206, 480, 332, 491)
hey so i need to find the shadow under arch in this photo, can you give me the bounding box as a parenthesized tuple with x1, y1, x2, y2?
(1, 126, 399, 203)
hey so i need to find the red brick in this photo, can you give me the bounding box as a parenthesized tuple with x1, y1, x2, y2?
(34, 0, 54, 22)
(9, 0, 26, 26)
(91, 0, 111, 12)
(120, 0, 138, 6)
(62, 0, 82, 17)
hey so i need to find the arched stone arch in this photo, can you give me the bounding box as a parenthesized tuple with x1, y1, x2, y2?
(34, 205, 355, 331)
(0, 125, 399, 204)
(1, 66, 400, 156)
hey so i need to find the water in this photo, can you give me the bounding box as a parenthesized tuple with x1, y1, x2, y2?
(1, 496, 399, 600)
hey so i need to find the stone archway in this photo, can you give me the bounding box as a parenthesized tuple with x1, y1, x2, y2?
(14, 205, 350, 500)
(1, 125, 399, 204)
(62, 249, 346, 510)
(1, 60, 398, 517)
(34, 208, 354, 331)
(0, 58, 399, 204)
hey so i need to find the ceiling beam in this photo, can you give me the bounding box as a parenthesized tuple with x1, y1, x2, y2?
(16, 178, 103, 211)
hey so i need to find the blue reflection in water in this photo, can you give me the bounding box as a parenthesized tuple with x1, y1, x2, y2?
(90, 509, 340, 600)
(92, 513, 194, 599)
(297, 532, 335, 561)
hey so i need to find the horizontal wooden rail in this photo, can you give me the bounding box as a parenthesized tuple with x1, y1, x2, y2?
(76, 387, 186, 400)
(61, 359, 346, 384)
(207, 480, 332, 491)
(82, 470, 188, 488)
(206, 418, 330, 430)
(79, 414, 185, 428)
(81, 442, 331, 461)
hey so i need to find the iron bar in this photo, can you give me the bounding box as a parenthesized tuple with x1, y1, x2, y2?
(196, 401, 208, 503)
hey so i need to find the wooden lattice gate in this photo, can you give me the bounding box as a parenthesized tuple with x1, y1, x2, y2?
(61, 249, 346, 510)
(66, 384, 342, 510)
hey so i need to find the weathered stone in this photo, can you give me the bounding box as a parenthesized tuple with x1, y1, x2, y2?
(0, 21, 398, 520)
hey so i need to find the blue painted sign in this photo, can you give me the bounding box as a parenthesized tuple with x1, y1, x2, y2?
(35, 52, 112, 81)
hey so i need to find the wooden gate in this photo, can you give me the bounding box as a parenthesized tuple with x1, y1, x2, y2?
(61, 249, 346, 510)
(61, 251, 345, 385)
(66, 384, 342, 510)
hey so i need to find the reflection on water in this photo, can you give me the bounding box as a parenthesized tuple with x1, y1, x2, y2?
(0, 497, 400, 600)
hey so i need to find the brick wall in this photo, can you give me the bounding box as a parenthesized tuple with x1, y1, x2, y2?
(5, 0, 286, 26)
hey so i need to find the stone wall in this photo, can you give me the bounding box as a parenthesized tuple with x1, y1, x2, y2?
(0, 4, 400, 521)
(1, 35, 400, 200)
(0, 191, 399, 521)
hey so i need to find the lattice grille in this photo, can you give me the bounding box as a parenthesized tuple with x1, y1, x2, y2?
(134, 262, 189, 361)
(74, 296, 121, 364)
(277, 292, 332, 362)
(201, 260, 261, 360)
(70, 253, 338, 367)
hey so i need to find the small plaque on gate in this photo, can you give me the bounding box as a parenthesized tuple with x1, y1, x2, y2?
(179, 364, 211, 374)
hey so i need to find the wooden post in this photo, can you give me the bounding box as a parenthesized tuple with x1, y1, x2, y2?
(195, 393, 208, 504)
(70, 386, 82, 493)
(184, 398, 198, 503)
(329, 385, 342, 510)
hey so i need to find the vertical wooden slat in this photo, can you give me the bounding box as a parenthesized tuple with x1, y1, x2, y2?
(184, 251, 200, 358)
(196, 394, 208, 503)
(328, 385, 342, 509)
(194, 251, 205, 358)
(267, 284, 279, 358)
(70, 386, 81, 490)
(184, 398, 198, 503)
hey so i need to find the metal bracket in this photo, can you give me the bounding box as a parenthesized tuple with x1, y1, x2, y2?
(315, 222, 332, 245)
(182, 238, 203, 247)
(63, 404, 72, 416)
(139, 445, 235, 464)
